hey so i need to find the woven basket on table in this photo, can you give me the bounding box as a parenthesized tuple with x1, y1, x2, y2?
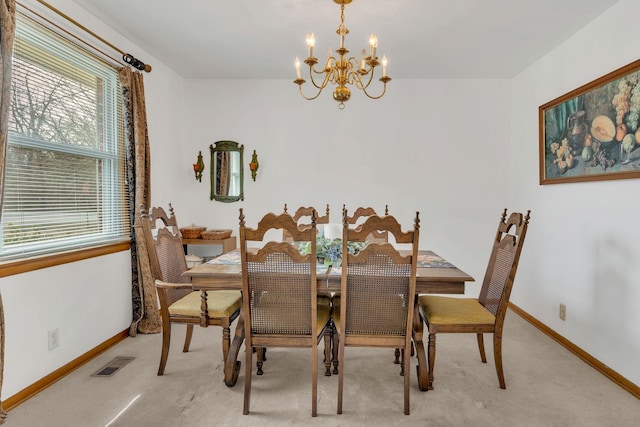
(180, 226, 206, 239)
(201, 229, 232, 240)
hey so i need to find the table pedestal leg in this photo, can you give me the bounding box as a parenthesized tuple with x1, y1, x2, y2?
(412, 299, 430, 391)
(224, 310, 245, 387)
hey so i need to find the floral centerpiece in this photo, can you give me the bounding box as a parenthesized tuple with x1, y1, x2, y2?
(295, 229, 367, 267)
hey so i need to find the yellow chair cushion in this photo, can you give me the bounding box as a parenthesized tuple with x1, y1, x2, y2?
(419, 295, 495, 325)
(169, 290, 242, 318)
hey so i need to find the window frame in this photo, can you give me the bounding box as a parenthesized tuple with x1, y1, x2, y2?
(0, 12, 131, 270)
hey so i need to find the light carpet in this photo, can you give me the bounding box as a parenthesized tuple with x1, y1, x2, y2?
(4, 310, 639, 426)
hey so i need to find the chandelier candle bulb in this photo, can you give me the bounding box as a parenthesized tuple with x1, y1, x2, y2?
(369, 34, 377, 58)
(306, 33, 315, 58)
(361, 49, 366, 69)
(382, 55, 387, 77)
(295, 57, 302, 79)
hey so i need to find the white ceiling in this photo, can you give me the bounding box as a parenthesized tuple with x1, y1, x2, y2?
(72, 0, 621, 80)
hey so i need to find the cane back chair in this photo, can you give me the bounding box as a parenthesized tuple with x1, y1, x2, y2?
(342, 204, 389, 243)
(239, 209, 332, 417)
(282, 203, 330, 241)
(140, 204, 242, 376)
(249, 204, 331, 375)
(331, 205, 394, 374)
(418, 209, 531, 390)
(281, 204, 334, 376)
(335, 211, 420, 415)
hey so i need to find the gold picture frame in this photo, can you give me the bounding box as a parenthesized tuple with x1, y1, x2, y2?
(539, 58, 640, 184)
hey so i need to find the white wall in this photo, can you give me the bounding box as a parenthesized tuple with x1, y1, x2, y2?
(160, 78, 512, 282)
(0, 252, 131, 393)
(509, 0, 640, 386)
(0, 0, 185, 398)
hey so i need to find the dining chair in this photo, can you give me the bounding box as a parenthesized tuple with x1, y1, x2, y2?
(249, 204, 331, 375)
(140, 204, 242, 376)
(282, 203, 330, 241)
(239, 208, 332, 417)
(280, 204, 334, 376)
(335, 210, 420, 415)
(332, 204, 394, 374)
(345, 204, 413, 368)
(342, 204, 389, 243)
(418, 208, 531, 390)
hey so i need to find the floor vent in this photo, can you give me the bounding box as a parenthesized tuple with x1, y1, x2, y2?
(92, 356, 135, 377)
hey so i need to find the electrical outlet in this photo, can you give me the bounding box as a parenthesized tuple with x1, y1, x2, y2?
(559, 304, 566, 321)
(48, 328, 59, 350)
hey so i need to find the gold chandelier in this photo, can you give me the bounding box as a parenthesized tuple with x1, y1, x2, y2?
(294, 0, 391, 109)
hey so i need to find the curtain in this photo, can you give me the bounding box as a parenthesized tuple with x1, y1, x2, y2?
(0, 0, 15, 421)
(0, 0, 15, 422)
(119, 67, 160, 336)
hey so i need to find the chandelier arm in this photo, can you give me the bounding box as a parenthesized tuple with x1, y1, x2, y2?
(350, 65, 389, 99)
(360, 81, 389, 100)
(297, 84, 326, 101)
(351, 68, 375, 91)
(347, 56, 360, 68)
(362, 70, 376, 90)
(308, 67, 333, 90)
(345, 57, 360, 84)
(310, 62, 331, 75)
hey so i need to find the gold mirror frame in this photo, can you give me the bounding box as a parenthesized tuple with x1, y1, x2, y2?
(210, 140, 244, 202)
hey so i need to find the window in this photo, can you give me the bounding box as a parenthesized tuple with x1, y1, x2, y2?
(0, 13, 129, 262)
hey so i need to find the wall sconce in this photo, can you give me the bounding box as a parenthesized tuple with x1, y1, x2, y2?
(193, 150, 205, 182)
(249, 150, 259, 181)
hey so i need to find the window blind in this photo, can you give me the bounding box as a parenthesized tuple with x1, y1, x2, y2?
(0, 12, 130, 261)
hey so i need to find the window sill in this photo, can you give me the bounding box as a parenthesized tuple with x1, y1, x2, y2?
(0, 241, 132, 278)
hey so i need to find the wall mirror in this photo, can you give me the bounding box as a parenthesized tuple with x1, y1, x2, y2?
(210, 140, 244, 202)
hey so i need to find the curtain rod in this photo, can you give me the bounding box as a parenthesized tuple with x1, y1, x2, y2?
(31, 0, 152, 72)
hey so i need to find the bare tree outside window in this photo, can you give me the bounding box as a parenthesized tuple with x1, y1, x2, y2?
(0, 15, 126, 259)
(9, 57, 99, 146)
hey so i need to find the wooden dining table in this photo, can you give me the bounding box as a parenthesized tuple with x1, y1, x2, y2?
(182, 249, 474, 391)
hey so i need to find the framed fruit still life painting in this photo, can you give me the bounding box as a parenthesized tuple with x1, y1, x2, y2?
(539, 58, 640, 184)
